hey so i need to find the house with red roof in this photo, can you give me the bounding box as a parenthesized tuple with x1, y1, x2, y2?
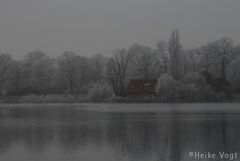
(126, 79, 157, 97)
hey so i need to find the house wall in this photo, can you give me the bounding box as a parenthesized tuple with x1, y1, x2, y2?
(127, 92, 156, 98)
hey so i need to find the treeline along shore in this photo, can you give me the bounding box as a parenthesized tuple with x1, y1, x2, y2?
(0, 30, 240, 103)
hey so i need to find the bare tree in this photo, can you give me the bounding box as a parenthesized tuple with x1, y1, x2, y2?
(29, 57, 54, 94)
(168, 29, 182, 80)
(20, 51, 49, 93)
(58, 51, 78, 94)
(6, 61, 23, 95)
(182, 49, 201, 74)
(106, 49, 130, 97)
(232, 44, 240, 60)
(0, 54, 13, 95)
(74, 56, 88, 94)
(198, 46, 214, 74)
(129, 44, 157, 80)
(58, 51, 87, 94)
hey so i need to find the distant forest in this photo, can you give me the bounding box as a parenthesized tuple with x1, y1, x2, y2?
(0, 30, 240, 102)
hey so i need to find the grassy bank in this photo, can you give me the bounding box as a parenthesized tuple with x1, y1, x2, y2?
(232, 94, 240, 102)
(0, 94, 239, 103)
(0, 95, 89, 104)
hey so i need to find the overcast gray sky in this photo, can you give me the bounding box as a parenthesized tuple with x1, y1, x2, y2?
(1, 0, 240, 59)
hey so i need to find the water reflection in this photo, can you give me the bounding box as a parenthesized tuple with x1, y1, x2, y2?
(0, 105, 239, 161)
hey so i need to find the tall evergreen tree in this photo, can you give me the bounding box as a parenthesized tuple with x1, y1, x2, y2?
(168, 30, 182, 80)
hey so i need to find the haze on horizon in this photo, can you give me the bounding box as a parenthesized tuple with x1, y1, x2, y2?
(1, 0, 240, 59)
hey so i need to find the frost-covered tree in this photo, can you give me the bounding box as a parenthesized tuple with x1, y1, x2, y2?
(156, 73, 218, 102)
(199, 37, 233, 79)
(88, 81, 113, 102)
(106, 49, 130, 97)
(25, 51, 47, 62)
(87, 54, 109, 83)
(155, 73, 182, 101)
(181, 72, 206, 87)
(156, 41, 169, 74)
(211, 37, 233, 80)
(232, 44, 240, 61)
(226, 56, 240, 91)
(168, 30, 182, 79)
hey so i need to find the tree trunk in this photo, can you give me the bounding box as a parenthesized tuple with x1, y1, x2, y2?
(221, 58, 226, 81)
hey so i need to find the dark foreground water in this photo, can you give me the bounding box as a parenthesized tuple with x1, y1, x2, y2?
(0, 104, 240, 161)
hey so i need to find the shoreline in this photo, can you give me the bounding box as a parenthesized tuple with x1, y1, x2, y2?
(0, 94, 239, 104)
(0, 103, 240, 114)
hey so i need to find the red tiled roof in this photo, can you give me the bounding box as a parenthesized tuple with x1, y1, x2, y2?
(127, 79, 157, 94)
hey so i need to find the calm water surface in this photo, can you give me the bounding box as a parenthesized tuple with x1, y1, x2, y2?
(0, 103, 240, 161)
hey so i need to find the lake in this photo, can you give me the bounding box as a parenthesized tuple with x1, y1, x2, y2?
(0, 103, 240, 161)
